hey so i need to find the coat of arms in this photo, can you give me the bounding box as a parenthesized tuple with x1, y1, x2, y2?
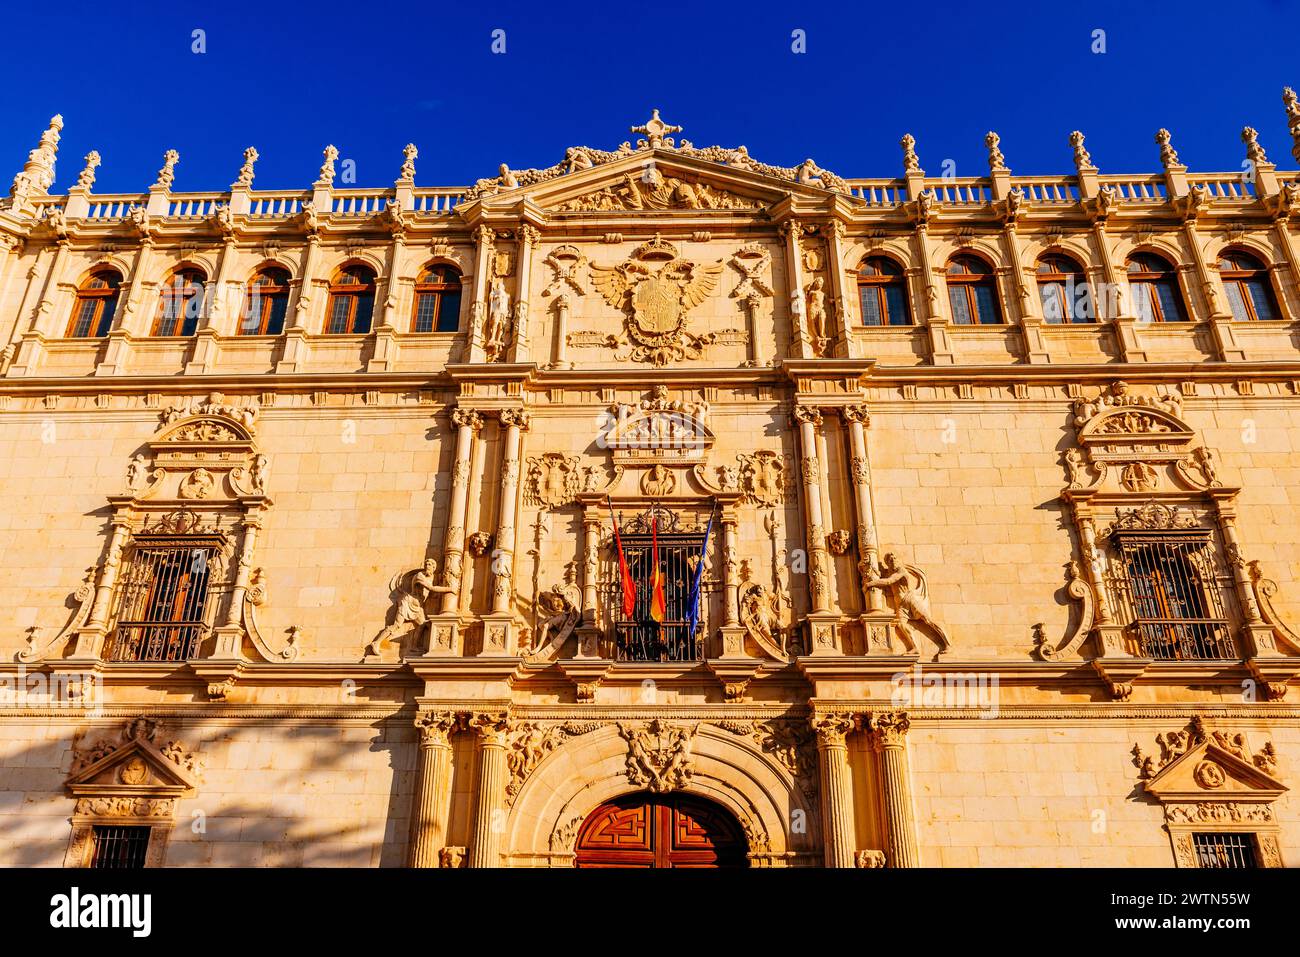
(617, 719, 699, 793)
(589, 235, 724, 366)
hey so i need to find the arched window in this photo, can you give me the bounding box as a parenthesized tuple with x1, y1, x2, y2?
(412, 264, 463, 333)
(152, 267, 206, 336)
(1218, 249, 1279, 322)
(241, 267, 291, 336)
(945, 255, 1002, 325)
(1127, 253, 1188, 323)
(66, 269, 122, 338)
(856, 257, 911, 326)
(325, 264, 376, 334)
(1036, 254, 1094, 323)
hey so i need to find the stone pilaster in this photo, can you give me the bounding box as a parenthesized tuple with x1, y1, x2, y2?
(811, 710, 856, 868)
(550, 292, 572, 369)
(826, 219, 856, 358)
(509, 224, 539, 361)
(185, 235, 237, 373)
(467, 225, 494, 363)
(795, 405, 838, 653)
(408, 710, 460, 867)
(482, 408, 528, 654)
(8, 238, 70, 377)
(780, 219, 809, 357)
(277, 233, 319, 373)
(867, 710, 920, 868)
(467, 711, 509, 868)
(841, 404, 882, 615)
(438, 407, 482, 619)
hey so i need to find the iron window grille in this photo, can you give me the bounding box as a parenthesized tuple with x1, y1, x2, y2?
(1105, 531, 1235, 660)
(105, 532, 227, 662)
(89, 825, 151, 869)
(1192, 832, 1258, 869)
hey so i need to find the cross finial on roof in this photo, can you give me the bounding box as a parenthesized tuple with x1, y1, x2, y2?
(631, 109, 682, 149)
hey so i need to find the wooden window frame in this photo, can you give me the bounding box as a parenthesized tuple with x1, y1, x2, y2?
(151, 268, 206, 337)
(325, 265, 377, 335)
(856, 257, 912, 327)
(1036, 255, 1094, 323)
(240, 267, 291, 336)
(946, 256, 1003, 325)
(1127, 254, 1189, 323)
(64, 270, 122, 339)
(1218, 250, 1280, 322)
(411, 264, 463, 333)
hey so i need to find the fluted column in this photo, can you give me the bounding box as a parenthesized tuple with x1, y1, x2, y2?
(490, 409, 527, 615)
(580, 512, 600, 625)
(408, 710, 460, 867)
(440, 407, 482, 614)
(841, 405, 882, 613)
(794, 406, 830, 616)
(780, 219, 809, 357)
(467, 225, 494, 362)
(826, 220, 856, 357)
(811, 711, 856, 868)
(867, 710, 919, 868)
(467, 711, 509, 868)
(721, 513, 739, 627)
(510, 224, 538, 361)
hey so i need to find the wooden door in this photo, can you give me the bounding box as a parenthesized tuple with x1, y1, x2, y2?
(574, 793, 746, 868)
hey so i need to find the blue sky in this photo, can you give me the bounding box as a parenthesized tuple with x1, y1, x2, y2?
(5, 0, 1298, 194)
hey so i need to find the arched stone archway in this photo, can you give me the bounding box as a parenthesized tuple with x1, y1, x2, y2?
(503, 722, 819, 867)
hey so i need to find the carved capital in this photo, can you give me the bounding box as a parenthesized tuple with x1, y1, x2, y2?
(867, 710, 911, 749)
(810, 711, 856, 748)
(415, 710, 463, 748)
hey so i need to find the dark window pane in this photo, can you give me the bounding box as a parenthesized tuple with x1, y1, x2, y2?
(328, 295, 351, 334)
(436, 291, 461, 332)
(94, 296, 118, 337)
(883, 285, 911, 326)
(1225, 282, 1249, 321)
(1246, 279, 1277, 321)
(413, 293, 436, 333)
(353, 293, 374, 334)
(973, 284, 1001, 324)
(1155, 280, 1187, 322)
(71, 298, 98, 338)
(265, 294, 288, 335)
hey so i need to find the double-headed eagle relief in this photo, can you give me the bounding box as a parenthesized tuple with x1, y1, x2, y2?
(588, 235, 724, 366)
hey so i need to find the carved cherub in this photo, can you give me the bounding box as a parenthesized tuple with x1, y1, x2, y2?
(860, 552, 951, 659)
(1064, 448, 1088, 489)
(804, 277, 827, 343)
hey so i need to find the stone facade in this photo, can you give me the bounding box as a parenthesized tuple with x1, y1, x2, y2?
(2, 103, 1300, 867)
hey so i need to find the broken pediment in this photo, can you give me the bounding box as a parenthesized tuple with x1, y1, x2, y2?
(66, 717, 201, 799)
(601, 385, 715, 464)
(1134, 717, 1284, 803)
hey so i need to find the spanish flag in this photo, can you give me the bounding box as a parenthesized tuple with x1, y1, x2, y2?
(608, 498, 636, 619)
(649, 515, 667, 624)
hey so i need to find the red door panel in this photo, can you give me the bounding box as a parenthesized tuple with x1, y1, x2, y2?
(575, 793, 746, 868)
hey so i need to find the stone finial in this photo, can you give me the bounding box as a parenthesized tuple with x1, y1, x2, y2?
(1155, 129, 1181, 169)
(233, 146, 258, 188)
(74, 151, 101, 191)
(1241, 126, 1269, 167)
(397, 143, 417, 185)
(985, 131, 1008, 172)
(315, 145, 338, 187)
(154, 149, 179, 190)
(9, 114, 64, 201)
(1069, 131, 1095, 171)
(630, 108, 682, 150)
(900, 133, 922, 174)
(1285, 87, 1300, 162)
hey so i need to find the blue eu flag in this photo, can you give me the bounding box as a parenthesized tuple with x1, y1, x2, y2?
(686, 508, 715, 639)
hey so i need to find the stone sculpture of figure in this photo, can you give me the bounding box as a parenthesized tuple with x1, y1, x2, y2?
(1192, 446, 1220, 487)
(498, 163, 518, 189)
(805, 277, 827, 343)
(249, 453, 270, 493)
(1064, 448, 1087, 488)
(564, 147, 594, 174)
(365, 559, 451, 657)
(740, 582, 783, 654)
(484, 278, 511, 357)
(861, 552, 951, 660)
(796, 159, 823, 185)
(126, 454, 148, 492)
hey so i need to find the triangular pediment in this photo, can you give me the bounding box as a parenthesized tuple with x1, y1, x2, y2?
(472, 150, 830, 215)
(1144, 739, 1287, 803)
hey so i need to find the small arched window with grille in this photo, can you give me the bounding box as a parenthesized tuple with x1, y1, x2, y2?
(1127, 253, 1188, 323)
(856, 257, 911, 326)
(1036, 254, 1094, 323)
(1218, 249, 1279, 322)
(945, 255, 1002, 325)
(240, 266, 291, 336)
(66, 269, 122, 338)
(412, 264, 463, 333)
(152, 267, 206, 337)
(325, 264, 377, 334)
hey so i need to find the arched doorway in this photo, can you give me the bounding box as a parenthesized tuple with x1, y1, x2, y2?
(574, 792, 748, 868)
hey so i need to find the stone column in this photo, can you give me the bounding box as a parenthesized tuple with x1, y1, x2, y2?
(867, 710, 920, 868)
(794, 406, 830, 616)
(826, 220, 856, 358)
(367, 224, 405, 372)
(186, 235, 237, 373)
(811, 711, 856, 868)
(213, 509, 263, 657)
(277, 233, 319, 373)
(1089, 220, 1147, 362)
(70, 517, 132, 659)
(96, 229, 155, 376)
(8, 238, 69, 377)
(408, 710, 460, 867)
(780, 219, 809, 357)
(841, 404, 882, 613)
(551, 293, 571, 369)
(580, 511, 601, 625)
(483, 409, 528, 654)
(467, 225, 494, 363)
(1182, 219, 1244, 361)
(1001, 223, 1049, 363)
(510, 224, 538, 362)
(467, 711, 509, 868)
(439, 407, 482, 615)
(912, 223, 954, 365)
(743, 292, 765, 368)
(721, 513, 740, 628)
